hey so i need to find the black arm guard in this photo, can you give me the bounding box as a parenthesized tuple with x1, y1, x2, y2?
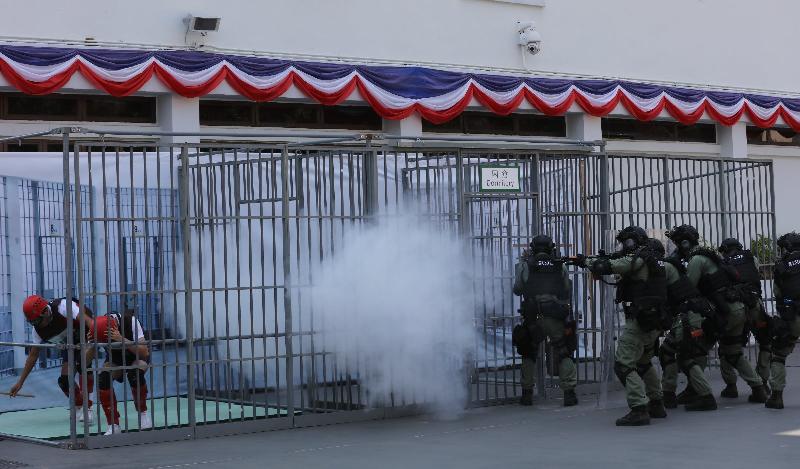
(588, 256, 613, 276)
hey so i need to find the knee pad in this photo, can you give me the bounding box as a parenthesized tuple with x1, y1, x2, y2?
(721, 352, 743, 367)
(636, 362, 653, 377)
(551, 339, 575, 362)
(57, 375, 71, 395)
(98, 371, 113, 390)
(614, 362, 635, 385)
(771, 354, 787, 365)
(126, 369, 148, 390)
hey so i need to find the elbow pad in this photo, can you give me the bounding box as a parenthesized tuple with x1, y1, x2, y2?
(589, 257, 613, 276)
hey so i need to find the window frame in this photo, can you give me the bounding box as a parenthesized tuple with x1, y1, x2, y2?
(200, 100, 383, 131)
(422, 111, 567, 138)
(0, 93, 157, 124)
(601, 118, 717, 144)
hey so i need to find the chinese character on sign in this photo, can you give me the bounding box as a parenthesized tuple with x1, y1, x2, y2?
(480, 166, 521, 192)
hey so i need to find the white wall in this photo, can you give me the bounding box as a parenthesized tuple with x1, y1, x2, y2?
(3, 0, 799, 95)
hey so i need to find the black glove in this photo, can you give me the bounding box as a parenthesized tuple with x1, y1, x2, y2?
(573, 254, 587, 268)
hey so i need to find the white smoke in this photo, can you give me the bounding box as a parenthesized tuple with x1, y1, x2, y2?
(310, 214, 475, 418)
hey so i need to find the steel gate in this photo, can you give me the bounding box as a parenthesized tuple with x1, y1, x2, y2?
(0, 128, 777, 448)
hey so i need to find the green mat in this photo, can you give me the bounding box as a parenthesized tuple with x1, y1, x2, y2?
(0, 397, 287, 440)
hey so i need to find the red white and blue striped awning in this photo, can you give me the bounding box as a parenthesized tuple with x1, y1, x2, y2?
(0, 44, 797, 128)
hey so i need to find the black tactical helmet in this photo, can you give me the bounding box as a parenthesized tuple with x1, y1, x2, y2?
(647, 238, 666, 258)
(616, 226, 648, 253)
(666, 225, 700, 245)
(717, 237, 743, 254)
(530, 234, 555, 254)
(777, 232, 800, 253)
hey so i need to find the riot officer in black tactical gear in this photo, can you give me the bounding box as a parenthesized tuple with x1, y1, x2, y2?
(767, 232, 800, 409)
(513, 235, 578, 407)
(718, 238, 771, 394)
(573, 226, 667, 425)
(667, 225, 767, 403)
(654, 238, 718, 411)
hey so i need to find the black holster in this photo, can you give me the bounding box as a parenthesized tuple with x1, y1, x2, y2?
(625, 298, 666, 332)
(778, 303, 799, 323)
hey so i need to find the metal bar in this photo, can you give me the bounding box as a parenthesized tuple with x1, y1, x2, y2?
(662, 156, 672, 229)
(31, 181, 44, 296)
(5, 178, 27, 372)
(71, 142, 91, 443)
(717, 159, 730, 239)
(179, 146, 197, 436)
(281, 145, 295, 425)
(0, 128, 61, 143)
(59, 130, 78, 447)
(586, 159, 768, 199)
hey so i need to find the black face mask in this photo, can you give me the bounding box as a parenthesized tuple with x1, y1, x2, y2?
(619, 238, 637, 253)
(720, 248, 738, 258)
(678, 239, 693, 254)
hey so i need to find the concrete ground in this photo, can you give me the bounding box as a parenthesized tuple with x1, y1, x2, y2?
(1, 367, 799, 469)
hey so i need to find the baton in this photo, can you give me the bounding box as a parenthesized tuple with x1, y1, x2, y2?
(0, 391, 35, 398)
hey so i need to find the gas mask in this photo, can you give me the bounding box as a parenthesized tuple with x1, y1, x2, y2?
(678, 239, 693, 255)
(619, 237, 637, 253)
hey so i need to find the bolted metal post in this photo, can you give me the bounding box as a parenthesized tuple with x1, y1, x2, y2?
(717, 159, 730, 240)
(281, 145, 295, 425)
(60, 130, 78, 447)
(179, 145, 197, 436)
(5, 178, 26, 374)
(362, 139, 379, 219)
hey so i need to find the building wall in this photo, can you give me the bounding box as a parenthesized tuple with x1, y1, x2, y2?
(4, 0, 798, 95)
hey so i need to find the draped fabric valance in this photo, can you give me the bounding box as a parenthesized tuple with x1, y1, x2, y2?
(0, 44, 796, 127)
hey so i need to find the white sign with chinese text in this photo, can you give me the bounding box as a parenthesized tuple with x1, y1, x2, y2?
(480, 166, 521, 192)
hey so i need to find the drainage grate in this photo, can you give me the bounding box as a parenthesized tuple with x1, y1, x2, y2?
(0, 461, 29, 468)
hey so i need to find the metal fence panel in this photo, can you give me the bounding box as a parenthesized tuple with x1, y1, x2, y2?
(0, 177, 11, 376)
(0, 133, 778, 448)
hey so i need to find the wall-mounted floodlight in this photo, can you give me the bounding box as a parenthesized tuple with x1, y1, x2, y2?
(187, 16, 221, 33)
(184, 15, 221, 48)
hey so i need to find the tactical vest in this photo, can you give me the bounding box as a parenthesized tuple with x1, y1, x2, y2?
(616, 250, 667, 307)
(689, 247, 734, 296)
(722, 250, 762, 294)
(663, 257, 703, 308)
(522, 253, 567, 300)
(774, 251, 800, 301)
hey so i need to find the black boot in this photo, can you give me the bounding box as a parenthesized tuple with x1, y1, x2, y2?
(648, 399, 667, 418)
(563, 389, 578, 407)
(684, 394, 718, 411)
(519, 389, 533, 406)
(765, 390, 784, 409)
(663, 391, 678, 409)
(615, 406, 650, 426)
(720, 383, 739, 398)
(677, 386, 697, 404)
(748, 385, 768, 403)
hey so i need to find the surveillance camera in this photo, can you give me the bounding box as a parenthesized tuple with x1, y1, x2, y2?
(517, 20, 542, 55)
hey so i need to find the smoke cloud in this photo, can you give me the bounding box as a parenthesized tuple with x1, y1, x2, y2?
(310, 214, 475, 418)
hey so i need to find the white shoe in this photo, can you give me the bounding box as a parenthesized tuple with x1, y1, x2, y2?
(103, 424, 121, 436)
(139, 412, 152, 430)
(77, 407, 94, 425)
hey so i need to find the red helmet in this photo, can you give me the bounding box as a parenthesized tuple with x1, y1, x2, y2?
(22, 295, 49, 322)
(93, 315, 119, 342)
